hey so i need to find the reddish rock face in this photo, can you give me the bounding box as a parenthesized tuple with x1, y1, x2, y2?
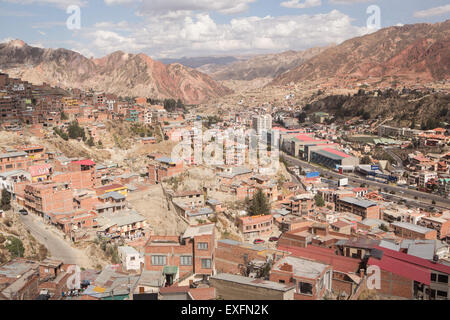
(270, 20, 450, 88)
(0, 41, 233, 104)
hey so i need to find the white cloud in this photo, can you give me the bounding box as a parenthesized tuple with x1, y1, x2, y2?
(3, 0, 87, 9)
(77, 9, 370, 58)
(329, 0, 373, 4)
(281, 0, 321, 9)
(413, 5, 450, 18)
(131, 0, 256, 15)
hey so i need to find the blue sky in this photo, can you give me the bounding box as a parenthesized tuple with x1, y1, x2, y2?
(0, 0, 449, 59)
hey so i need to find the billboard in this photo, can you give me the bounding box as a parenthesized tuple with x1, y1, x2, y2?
(339, 178, 349, 186)
(306, 172, 320, 178)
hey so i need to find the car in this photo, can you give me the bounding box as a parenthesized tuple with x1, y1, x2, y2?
(269, 237, 279, 242)
(19, 209, 28, 215)
(253, 239, 265, 244)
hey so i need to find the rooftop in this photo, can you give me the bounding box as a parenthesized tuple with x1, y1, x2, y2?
(211, 273, 294, 292)
(391, 222, 435, 235)
(273, 256, 329, 279)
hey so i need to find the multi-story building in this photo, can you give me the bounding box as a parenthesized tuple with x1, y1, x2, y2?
(391, 221, 437, 240)
(144, 224, 215, 284)
(336, 197, 380, 220)
(24, 182, 73, 217)
(0, 151, 29, 173)
(236, 215, 273, 240)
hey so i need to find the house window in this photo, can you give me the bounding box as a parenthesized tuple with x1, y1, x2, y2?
(151, 255, 167, 266)
(437, 291, 447, 298)
(197, 242, 208, 250)
(180, 256, 192, 266)
(130, 256, 135, 261)
(437, 274, 448, 284)
(431, 273, 436, 282)
(299, 282, 313, 295)
(201, 259, 212, 269)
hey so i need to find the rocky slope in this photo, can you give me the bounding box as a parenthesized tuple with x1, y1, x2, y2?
(198, 46, 331, 81)
(270, 20, 450, 87)
(0, 40, 232, 104)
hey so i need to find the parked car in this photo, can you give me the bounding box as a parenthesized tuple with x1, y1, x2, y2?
(19, 209, 28, 215)
(253, 239, 265, 244)
(269, 237, 279, 242)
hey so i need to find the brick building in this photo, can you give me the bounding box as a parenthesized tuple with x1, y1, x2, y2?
(236, 215, 273, 240)
(24, 182, 74, 217)
(336, 197, 380, 220)
(144, 224, 215, 284)
(269, 256, 333, 300)
(391, 222, 437, 240)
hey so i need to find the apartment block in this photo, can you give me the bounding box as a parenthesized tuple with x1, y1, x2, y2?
(24, 182, 73, 217)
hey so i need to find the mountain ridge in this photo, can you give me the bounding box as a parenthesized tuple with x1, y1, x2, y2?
(0, 40, 233, 104)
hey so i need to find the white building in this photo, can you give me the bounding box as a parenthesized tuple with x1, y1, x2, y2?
(118, 246, 144, 271)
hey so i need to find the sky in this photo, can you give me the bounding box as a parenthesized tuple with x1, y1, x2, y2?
(0, 0, 449, 59)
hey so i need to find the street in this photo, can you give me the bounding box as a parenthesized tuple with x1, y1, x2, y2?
(282, 152, 450, 210)
(19, 213, 92, 268)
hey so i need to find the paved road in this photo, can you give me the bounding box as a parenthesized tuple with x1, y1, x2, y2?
(19, 213, 91, 268)
(282, 152, 450, 210)
(384, 147, 404, 170)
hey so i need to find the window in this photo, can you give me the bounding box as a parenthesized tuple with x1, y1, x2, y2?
(437, 291, 447, 298)
(130, 256, 135, 261)
(431, 273, 437, 282)
(299, 282, 313, 295)
(180, 256, 192, 266)
(197, 242, 208, 250)
(201, 259, 212, 269)
(151, 255, 166, 266)
(279, 280, 285, 284)
(437, 274, 448, 284)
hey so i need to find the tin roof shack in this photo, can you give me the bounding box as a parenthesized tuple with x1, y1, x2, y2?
(210, 273, 295, 300)
(97, 210, 147, 241)
(0, 259, 40, 300)
(81, 265, 139, 300)
(270, 256, 332, 300)
(215, 239, 288, 275)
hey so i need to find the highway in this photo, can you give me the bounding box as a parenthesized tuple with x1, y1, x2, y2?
(281, 152, 450, 210)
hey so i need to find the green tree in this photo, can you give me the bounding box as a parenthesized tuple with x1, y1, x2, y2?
(6, 236, 24, 258)
(379, 224, 389, 232)
(247, 189, 271, 216)
(314, 194, 325, 207)
(67, 121, 86, 140)
(61, 111, 69, 121)
(361, 156, 372, 165)
(163, 99, 177, 112)
(1, 189, 11, 211)
(86, 137, 95, 147)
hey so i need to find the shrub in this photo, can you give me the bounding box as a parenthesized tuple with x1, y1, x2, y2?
(6, 236, 24, 258)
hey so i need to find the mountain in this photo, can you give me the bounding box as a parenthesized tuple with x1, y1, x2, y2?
(0, 40, 232, 104)
(270, 20, 450, 87)
(198, 47, 331, 81)
(159, 56, 240, 69)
